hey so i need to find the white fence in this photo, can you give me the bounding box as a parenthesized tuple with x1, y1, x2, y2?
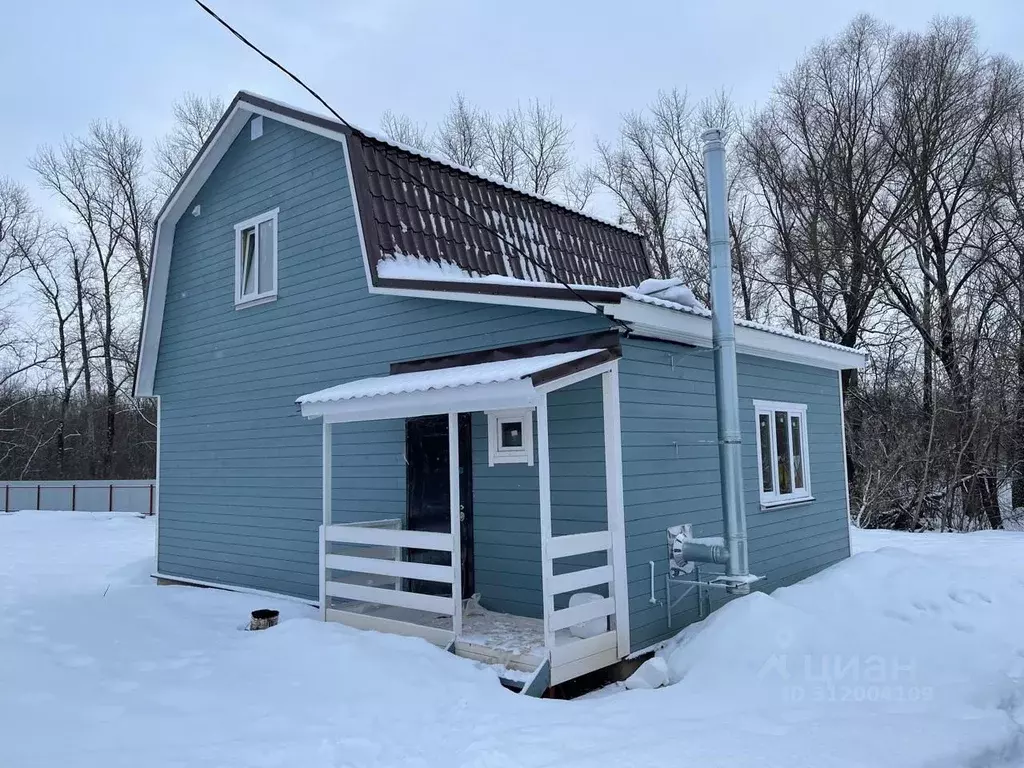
(2, 480, 156, 515)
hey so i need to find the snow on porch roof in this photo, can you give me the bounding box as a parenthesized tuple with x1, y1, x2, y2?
(297, 349, 616, 421)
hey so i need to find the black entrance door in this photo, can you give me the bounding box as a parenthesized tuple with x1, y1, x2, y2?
(405, 414, 474, 598)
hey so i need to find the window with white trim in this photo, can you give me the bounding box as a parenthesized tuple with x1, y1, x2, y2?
(487, 410, 534, 466)
(234, 208, 278, 306)
(754, 400, 811, 506)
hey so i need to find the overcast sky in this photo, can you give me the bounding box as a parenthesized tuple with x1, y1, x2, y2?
(3, 0, 1023, 199)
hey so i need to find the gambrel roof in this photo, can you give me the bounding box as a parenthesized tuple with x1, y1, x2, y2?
(134, 92, 865, 397)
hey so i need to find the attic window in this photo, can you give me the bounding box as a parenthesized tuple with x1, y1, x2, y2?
(234, 208, 278, 308)
(487, 410, 533, 466)
(250, 115, 263, 140)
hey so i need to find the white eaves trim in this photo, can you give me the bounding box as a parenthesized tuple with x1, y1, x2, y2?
(373, 280, 867, 371)
(368, 284, 600, 314)
(608, 299, 867, 371)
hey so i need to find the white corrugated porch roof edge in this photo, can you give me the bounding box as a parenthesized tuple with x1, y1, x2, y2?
(297, 349, 607, 423)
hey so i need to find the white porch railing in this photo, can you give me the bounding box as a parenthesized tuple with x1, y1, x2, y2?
(314, 362, 630, 689)
(544, 530, 619, 685)
(319, 521, 460, 646)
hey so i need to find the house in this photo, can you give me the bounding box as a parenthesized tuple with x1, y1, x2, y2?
(135, 91, 865, 692)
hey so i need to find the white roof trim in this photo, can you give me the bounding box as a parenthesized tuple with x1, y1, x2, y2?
(297, 349, 604, 423)
(240, 91, 638, 236)
(373, 280, 868, 370)
(368, 284, 597, 314)
(608, 298, 867, 371)
(135, 102, 260, 396)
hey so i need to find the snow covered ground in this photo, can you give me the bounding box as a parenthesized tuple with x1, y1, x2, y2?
(4, 511, 1024, 767)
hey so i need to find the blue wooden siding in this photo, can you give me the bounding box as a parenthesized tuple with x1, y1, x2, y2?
(154, 115, 609, 600)
(154, 113, 851, 656)
(470, 376, 608, 618)
(470, 411, 541, 617)
(619, 337, 850, 653)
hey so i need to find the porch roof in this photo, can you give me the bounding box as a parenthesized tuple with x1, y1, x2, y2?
(297, 348, 617, 423)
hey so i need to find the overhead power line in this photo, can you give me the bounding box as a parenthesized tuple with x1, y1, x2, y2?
(191, 0, 633, 333)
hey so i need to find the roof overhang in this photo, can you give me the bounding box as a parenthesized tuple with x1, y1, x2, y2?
(369, 281, 869, 371)
(297, 349, 619, 423)
(608, 298, 867, 371)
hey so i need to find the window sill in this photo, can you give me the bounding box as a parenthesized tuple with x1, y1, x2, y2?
(760, 495, 815, 510)
(235, 293, 278, 310)
(488, 452, 533, 467)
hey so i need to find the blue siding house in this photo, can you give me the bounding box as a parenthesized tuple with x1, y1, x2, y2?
(136, 92, 865, 690)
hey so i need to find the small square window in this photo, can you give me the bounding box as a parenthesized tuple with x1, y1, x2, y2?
(234, 208, 278, 307)
(500, 421, 524, 449)
(487, 410, 533, 466)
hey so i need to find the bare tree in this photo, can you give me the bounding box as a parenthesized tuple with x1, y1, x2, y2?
(595, 89, 753, 303)
(380, 109, 430, 150)
(563, 165, 597, 212)
(154, 93, 224, 195)
(434, 93, 485, 168)
(743, 16, 911, 495)
(879, 17, 1024, 528)
(480, 110, 522, 183)
(596, 104, 680, 279)
(31, 132, 136, 478)
(991, 103, 1024, 508)
(24, 229, 83, 477)
(90, 121, 155, 295)
(513, 99, 572, 196)
(0, 178, 32, 289)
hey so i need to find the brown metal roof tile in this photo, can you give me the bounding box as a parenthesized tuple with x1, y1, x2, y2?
(348, 132, 650, 289)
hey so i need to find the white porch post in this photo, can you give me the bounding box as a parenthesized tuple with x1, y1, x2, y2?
(320, 421, 332, 621)
(602, 364, 631, 657)
(322, 422, 333, 527)
(448, 412, 463, 637)
(537, 395, 556, 649)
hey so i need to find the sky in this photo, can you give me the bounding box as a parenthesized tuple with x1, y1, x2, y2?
(3, 0, 1024, 203)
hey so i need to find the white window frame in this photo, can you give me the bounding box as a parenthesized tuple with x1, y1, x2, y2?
(753, 400, 812, 508)
(487, 409, 534, 466)
(234, 208, 279, 308)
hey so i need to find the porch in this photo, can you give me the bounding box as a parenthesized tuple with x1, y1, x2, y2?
(297, 347, 630, 689)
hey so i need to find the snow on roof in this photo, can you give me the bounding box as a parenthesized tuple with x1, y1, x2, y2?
(377, 253, 473, 281)
(377, 254, 863, 360)
(237, 91, 638, 237)
(376, 253, 619, 292)
(622, 290, 864, 357)
(297, 349, 602, 406)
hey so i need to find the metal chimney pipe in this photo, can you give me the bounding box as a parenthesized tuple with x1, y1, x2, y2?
(702, 128, 751, 595)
